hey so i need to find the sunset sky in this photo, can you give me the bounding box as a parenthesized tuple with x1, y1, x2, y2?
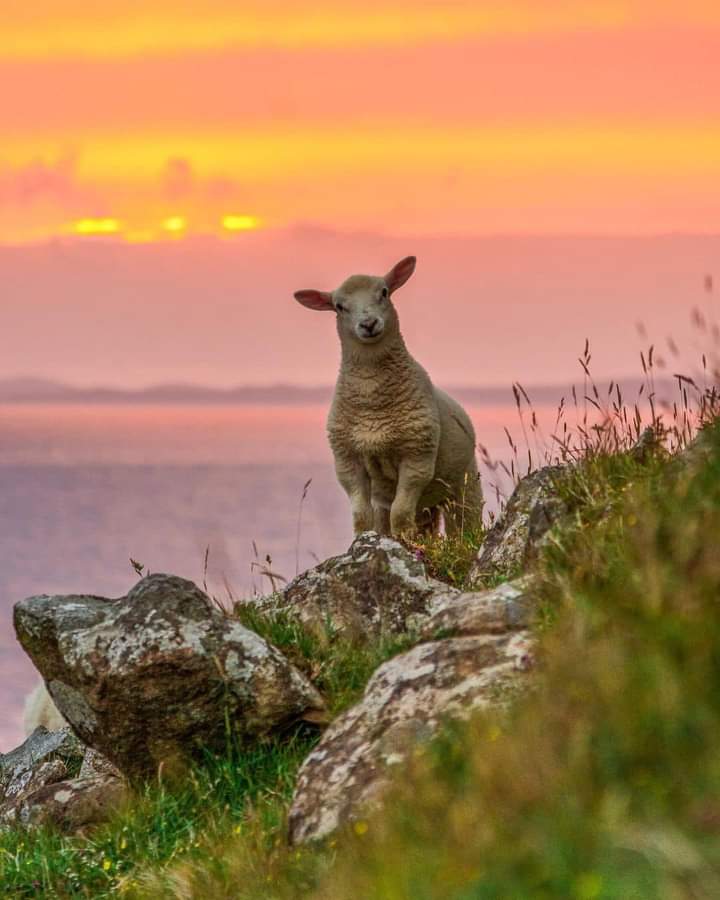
(4, 0, 720, 243)
(2, 1, 719, 386)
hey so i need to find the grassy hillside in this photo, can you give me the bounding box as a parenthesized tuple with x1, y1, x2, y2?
(3, 389, 720, 898)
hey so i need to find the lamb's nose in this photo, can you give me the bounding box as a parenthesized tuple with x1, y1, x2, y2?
(361, 318, 379, 334)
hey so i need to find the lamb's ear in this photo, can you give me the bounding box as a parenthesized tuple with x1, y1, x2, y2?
(294, 289, 335, 311)
(384, 256, 417, 294)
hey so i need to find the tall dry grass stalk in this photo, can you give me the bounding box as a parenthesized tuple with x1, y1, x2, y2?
(479, 307, 720, 510)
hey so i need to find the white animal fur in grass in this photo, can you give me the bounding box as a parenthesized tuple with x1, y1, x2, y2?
(295, 256, 483, 537)
(23, 682, 67, 734)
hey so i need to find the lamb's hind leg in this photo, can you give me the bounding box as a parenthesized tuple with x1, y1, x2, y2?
(416, 505, 441, 536)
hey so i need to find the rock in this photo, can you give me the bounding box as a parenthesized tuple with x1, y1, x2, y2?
(3, 758, 68, 803)
(0, 727, 128, 834)
(470, 466, 568, 584)
(678, 424, 714, 467)
(253, 531, 457, 643)
(419, 577, 535, 640)
(0, 774, 128, 833)
(14, 574, 326, 779)
(630, 424, 667, 464)
(79, 747, 123, 780)
(0, 727, 85, 802)
(288, 631, 534, 844)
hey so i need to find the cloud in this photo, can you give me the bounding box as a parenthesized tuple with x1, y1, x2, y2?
(0, 156, 89, 207)
(0, 2, 642, 60)
(160, 158, 244, 207)
(0, 153, 255, 242)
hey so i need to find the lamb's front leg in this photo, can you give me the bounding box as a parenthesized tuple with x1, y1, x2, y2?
(390, 455, 435, 538)
(334, 451, 373, 534)
(364, 458, 394, 535)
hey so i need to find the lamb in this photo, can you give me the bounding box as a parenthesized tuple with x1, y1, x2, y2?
(23, 681, 67, 734)
(294, 256, 483, 537)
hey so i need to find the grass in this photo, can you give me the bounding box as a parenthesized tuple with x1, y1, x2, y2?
(307, 418, 720, 900)
(409, 521, 486, 590)
(0, 609, 409, 898)
(122, 413, 720, 899)
(234, 603, 415, 717)
(0, 733, 315, 898)
(3, 332, 720, 898)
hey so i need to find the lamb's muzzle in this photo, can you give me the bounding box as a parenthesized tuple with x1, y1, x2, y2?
(294, 255, 483, 538)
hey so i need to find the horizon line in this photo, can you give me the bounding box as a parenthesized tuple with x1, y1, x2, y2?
(2, 226, 720, 250)
(0, 374, 678, 405)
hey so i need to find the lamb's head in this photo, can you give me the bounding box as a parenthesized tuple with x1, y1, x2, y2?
(294, 256, 416, 347)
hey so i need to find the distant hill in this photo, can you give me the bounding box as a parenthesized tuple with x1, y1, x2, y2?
(0, 379, 332, 405)
(0, 377, 673, 407)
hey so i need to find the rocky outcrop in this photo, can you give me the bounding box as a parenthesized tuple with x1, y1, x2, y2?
(0, 727, 84, 802)
(470, 466, 568, 585)
(1, 773, 128, 833)
(288, 629, 534, 844)
(0, 727, 127, 834)
(11, 537, 541, 841)
(419, 577, 535, 640)
(14, 574, 326, 779)
(253, 532, 457, 643)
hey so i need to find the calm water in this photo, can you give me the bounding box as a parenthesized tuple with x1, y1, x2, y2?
(0, 402, 540, 750)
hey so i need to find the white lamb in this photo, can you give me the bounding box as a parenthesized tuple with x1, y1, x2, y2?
(23, 681, 66, 734)
(294, 255, 483, 537)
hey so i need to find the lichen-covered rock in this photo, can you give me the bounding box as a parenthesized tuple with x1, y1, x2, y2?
(0, 727, 85, 802)
(14, 574, 326, 779)
(0, 727, 127, 834)
(419, 577, 535, 640)
(0, 774, 128, 833)
(2, 758, 68, 804)
(630, 424, 668, 464)
(470, 466, 568, 584)
(79, 747, 123, 780)
(253, 531, 457, 643)
(288, 632, 534, 844)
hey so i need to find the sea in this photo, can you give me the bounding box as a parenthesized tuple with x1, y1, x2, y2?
(0, 402, 546, 751)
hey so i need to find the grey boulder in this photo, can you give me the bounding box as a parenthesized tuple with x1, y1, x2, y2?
(419, 577, 535, 640)
(253, 531, 457, 643)
(0, 727, 84, 802)
(0, 727, 127, 834)
(14, 574, 326, 779)
(1, 774, 128, 833)
(470, 466, 568, 584)
(288, 629, 534, 844)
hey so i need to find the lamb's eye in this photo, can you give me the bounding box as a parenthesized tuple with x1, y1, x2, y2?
(381, 287, 388, 299)
(335, 302, 345, 313)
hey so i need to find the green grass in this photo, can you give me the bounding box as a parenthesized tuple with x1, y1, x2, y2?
(409, 521, 486, 590)
(128, 420, 720, 899)
(0, 733, 317, 898)
(4, 380, 720, 897)
(304, 421, 720, 900)
(234, 604, 415, 717)
(0, 610, 409, 898)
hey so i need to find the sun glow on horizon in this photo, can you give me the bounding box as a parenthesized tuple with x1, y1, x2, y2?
(73, 218, 121, 236)
(62, 214, 263, 244)
(161, 215, 186, 234)
(3, 1, 720, 245)
(222, 214, 260, 232)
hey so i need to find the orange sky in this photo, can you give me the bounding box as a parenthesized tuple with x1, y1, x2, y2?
(3, 0, 720, 243)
